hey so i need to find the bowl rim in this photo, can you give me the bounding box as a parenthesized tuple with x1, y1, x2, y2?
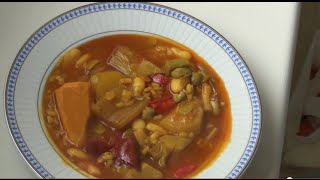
(4, 2, 262, 179)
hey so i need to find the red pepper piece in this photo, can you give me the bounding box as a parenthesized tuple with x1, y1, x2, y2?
(149, 96, 176, 114)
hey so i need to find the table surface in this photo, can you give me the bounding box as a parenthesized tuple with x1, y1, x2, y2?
(0, 2, 299, 178)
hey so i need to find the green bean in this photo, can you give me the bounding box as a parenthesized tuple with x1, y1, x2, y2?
(164, 59, 190, 75)
(173, 91, 187, 102)
(191, 72, 203, 86)
(171, 67, 192, 78)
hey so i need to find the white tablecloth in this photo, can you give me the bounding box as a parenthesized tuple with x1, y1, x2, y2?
(0, 2, 299, 178)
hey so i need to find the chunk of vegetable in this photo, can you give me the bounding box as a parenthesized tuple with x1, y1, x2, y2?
(173, 91, 187, 103)
(55, 82, 90, 147)
(150, 73, 170, 87)
(158, 149, 170, 167)
(191, 72, 203, 86)
(90, 71, 126, 100)
(137, 59, 162, 76)
(91, 98, 117, 121)
(170, 76, 189, 94)
(210, 99, 221, 115)
(149, 143, 170, 167)
(173, 164, 197, 178)
(85, 59, 105, 75)
(202, 83, 213, 112)
(164, 59, 190, 75)
(149, 96, 176, 114)
(159, 135, 192, 152)
(159, 98, 203, 134)
(142, 107, 155, 120)
(76, 54, 91, 68)
(108, 46, 137, 77)
(171, 67, 192, 78)
(132, 119, 147, 146)
(106, 99, 149, 129)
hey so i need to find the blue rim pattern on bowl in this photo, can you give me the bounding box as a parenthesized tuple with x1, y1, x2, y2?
(5, 2, 261, 179)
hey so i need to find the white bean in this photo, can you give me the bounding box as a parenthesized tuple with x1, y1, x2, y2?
(87, 164, 101, 177)
(170, 77, 189, 94)
(76, 54, 90, 68)
(133, 77, 145, 96)
(146, 123, 168, 135)
(67, 148, 89, 160)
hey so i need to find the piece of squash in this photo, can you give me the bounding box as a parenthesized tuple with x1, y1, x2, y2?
(54, 82, 90, 147)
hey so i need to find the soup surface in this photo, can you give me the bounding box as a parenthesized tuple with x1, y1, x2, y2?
(42, 34, 231, 178)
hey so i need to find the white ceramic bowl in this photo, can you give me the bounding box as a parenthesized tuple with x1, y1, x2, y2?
(5, 2, 261, 179)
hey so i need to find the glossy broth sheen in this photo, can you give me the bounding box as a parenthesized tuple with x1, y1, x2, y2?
(42, 34, 231, 178)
